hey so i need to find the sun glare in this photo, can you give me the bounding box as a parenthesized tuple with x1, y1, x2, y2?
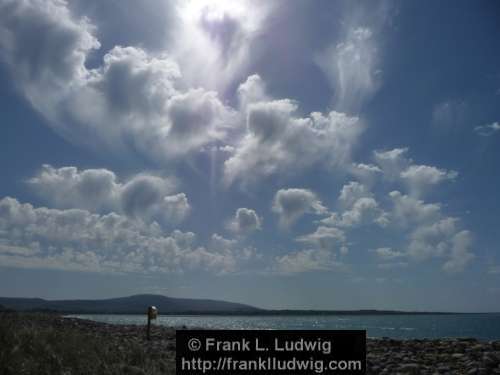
(180, 0, 247, 24)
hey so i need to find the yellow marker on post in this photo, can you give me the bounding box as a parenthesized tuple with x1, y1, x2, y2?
(147, 306, 158, 340)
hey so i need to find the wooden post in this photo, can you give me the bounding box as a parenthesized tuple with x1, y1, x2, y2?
(147, 307, 151, 341)
(146, 306, 157, 341)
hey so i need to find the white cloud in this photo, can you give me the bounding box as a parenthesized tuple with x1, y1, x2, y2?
(316, 26, 380, 112)
(0, 0, 234, 164)
(338, 181, 372, 208)
(349, 163, 381, 187)
(28, 165, 121, 212)
(0, 0, 366, 181)
(0, 0, 100, 92)
(296, 226, 346, 252)
(320, 182, 388, 228)
(388, 192, 474, 272)
(407, 218, 458, 260)
(211, 233, 237, 250)
(0, 0, 476, 280)
(28, 165, 189, 226)
(374, 148, 458, 197)
(443, 230, 474, 273)
(219, 145, 235, 154)
(400, 165, 458, 197)
(119, 176, 186, 223)
(237, 74, 268, 108)
(388, 191, 441, 227)
(207, 233, 260, 274)
(0, 197, 256, 275)
(474, 122, 500, 136)
(227, 208, 261, 235)
(321, 197, 388, 228)
(372, 247, 404, 260)
(224, 76, 364, 186)
(314, 0, 392, 112)
(374, 148, 411, 180)
(160, 193, 191, 224)
(0, 242, 41, 257)
(272, 188, 328, 228)
(273, 248, 340, 274)
(173, 0, 273, 92)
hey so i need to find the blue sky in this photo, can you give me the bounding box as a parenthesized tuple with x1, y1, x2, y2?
(1, 0, 500, 312)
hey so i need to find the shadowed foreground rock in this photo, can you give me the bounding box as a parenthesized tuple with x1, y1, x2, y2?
(367, 337, 500, 375)
(1, 313, 500, 374)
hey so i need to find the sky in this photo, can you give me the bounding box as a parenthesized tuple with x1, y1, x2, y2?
(0, 0, 500, 312)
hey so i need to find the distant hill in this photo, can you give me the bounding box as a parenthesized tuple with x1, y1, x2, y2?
(0, 294, 261, 314)
(0, 295, 463, 315)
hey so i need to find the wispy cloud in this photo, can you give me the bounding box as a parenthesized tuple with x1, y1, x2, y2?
(488, 265, 500, 275)
(314, 1, 392, 112)
(474, 122, 500, 136)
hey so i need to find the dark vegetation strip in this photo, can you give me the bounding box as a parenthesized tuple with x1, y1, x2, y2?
(0, 312, 175, 375)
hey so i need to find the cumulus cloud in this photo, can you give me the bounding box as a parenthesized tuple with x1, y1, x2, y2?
(0, 197, 256, 274)
(388, 191, 474, 272)
(474, 122, 500, 136)
(372, 247, 405, 260)
(374, 148, 457, 197)
(338, 181, 372, 208)
(374, 148, 411, 180)
(321, 197, 388, 228)
(237, 74, 268, 108)
(388, 191, 442, 227)
(320, 182, 388, 228)
(205, 233, 260, 274)
(28, 165, 120, 212)
(0, 0, 366, 182)
(272, 189, 328, 228)
(273, 248, 340, 274)
(0, 0, 234, 163)
(224, 83, 364, 186)
(28, 165, 189, 225)
(349, 163, 381, 187)
(296, 226, 346, 252)
(0, 0, 100, 92)
(0, 0, 476, 280)
(119, 176, 186, 223)
(443, 230, 474, 273)
(227, 208, 261, 235)
(307, 176, 471, 273)
(408, 217, 457, 259)
(400, 165, 457, 197)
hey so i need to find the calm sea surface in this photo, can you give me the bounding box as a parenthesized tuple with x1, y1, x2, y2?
(67, 314, 500, 341)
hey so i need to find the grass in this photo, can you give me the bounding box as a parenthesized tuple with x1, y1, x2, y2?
(0, 313, 174, 375)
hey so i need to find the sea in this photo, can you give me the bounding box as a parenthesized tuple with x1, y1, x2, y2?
(67, 314, 500, 341)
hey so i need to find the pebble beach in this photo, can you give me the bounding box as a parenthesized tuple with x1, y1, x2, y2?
(1, 313, 500, 374)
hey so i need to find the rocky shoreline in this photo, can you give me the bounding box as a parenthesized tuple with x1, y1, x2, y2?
(367, 337, 500, 374)
(1, 313, 500, 374)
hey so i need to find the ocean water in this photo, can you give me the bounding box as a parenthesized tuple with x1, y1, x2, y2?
(67, 314, 500, 341)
